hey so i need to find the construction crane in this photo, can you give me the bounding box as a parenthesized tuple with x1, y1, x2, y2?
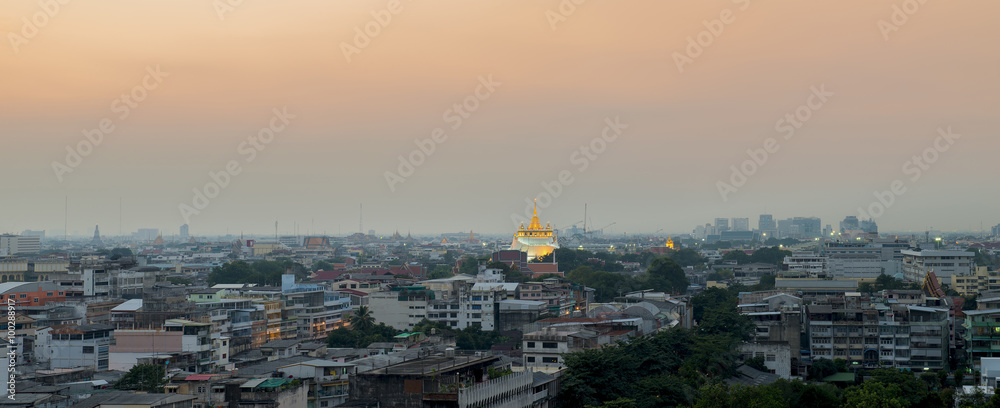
(588, 222, 616, 236)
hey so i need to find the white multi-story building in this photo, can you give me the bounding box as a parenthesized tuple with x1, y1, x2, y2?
(522, 327, 597, 372)
(0, 234, 40, 256)
(35, 324, 115, 371)
(782, 252, 827, 278)
(902, 249, 975, 284)
(369, 290, 430, 330)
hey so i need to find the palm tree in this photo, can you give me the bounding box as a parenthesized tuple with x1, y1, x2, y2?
(350, 305, 375, 332)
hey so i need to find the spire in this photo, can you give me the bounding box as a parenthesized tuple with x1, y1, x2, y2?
(528, 199, 543, 230)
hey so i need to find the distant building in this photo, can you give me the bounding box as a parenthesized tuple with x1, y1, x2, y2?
(902, 249, 975, 284)
(732, 218, 750, 232)
(758, 214, 777, 238)
(715, 218, 730, 233)
(840, 216, 860, 233)
(510, 201, 559, 261)
(0, 234, 40, 255)
(180, 224, 189, 240)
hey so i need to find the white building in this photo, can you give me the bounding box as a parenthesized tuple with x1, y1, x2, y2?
(522, 327, 597, 372)
(35, 324, 115, 371)
(902, 249, 975, 284)
(782, 252, 827, 278)
(0, 234, 40, 256)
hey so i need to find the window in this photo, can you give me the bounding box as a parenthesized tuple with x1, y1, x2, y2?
(765, 354, 775, 362)
(526, 357, 536, 363)
(198, 387, 207, 393)
(19, 294, 25, 299)
(542, 357, 558, 363)
(527, 342, 536, 348)
(46, 292, 53, 297)
(542, 342, 557, 349)
(82, 346, 94, 354)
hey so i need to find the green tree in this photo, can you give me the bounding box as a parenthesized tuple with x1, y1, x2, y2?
(721, 250, 752, 265)
(312, 259, 334, 272)
(645, 257, 689, 294)
(350, 305, 375, 332)
(427, 265, 454, 280)
(755, 274, 776, 290)
(109, 247, 133, 260)
(750, 246, 792, 265)
(843, 382, 907, 408)
(808, 358, 838, 380)
(113, 364, 167, 393)
(745, 356, 767, 372)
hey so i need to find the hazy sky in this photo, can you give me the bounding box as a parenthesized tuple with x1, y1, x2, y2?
(2, 0, 998, 237)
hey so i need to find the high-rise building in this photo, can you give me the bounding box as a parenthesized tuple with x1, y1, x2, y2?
(715, 218, 730, 233)
(732, 218, 750, 232)
(860, 218, 879, 235)
(759, 214, 777, 238)
(840, 216, 860, 233)
(179, 224, 189, 240)
(791, 217, 822, 239)
(134, 228, 159, 242)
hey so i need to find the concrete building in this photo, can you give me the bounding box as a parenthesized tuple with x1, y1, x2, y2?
(781, 253, 827, 278)
(349, 352, 538, 408)
(522, 327, 597, 372)
(738, 293, 803, 378)
(277, 359, 355, 407)
(110, 319, 219, 373)
(963, 309, 1000, 370)
(0, 234, 41, 255)
(902, 249, 975, 284)
(35, 324, 115, 371)
(732, 218, 750, 232)
(953, 267, 1000, 296)
(806, 295, 949, 370)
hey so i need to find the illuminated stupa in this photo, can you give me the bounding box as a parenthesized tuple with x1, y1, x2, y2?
(510, 200, 559, 261)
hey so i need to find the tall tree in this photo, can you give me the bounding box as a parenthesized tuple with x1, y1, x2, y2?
(350, 305, 375, 332)
(645, 257, 689, 294)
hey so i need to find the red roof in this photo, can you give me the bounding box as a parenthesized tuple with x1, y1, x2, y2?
(525, 263, 560, 274)
(185, 374, 215, 381)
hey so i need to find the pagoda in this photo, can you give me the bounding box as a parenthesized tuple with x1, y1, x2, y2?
(510, 200, 559, 261)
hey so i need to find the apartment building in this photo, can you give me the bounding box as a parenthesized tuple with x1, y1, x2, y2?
(806, 294, 949, 370)
(953, 267, 1000, 296)
(782, 252, 827, 278)
(902, 249, 974, 284)
(738, 293, 803, 378)
(35, 324, 115, 371)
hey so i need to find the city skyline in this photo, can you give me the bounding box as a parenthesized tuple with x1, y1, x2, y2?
(3, 0, 998, 236)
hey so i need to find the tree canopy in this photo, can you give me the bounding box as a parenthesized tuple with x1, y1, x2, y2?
(113, 364, 167, 393)
(208, 259, 308, 286)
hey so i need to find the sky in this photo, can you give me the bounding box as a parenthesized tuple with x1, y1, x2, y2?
(1, 0, 998, 238)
